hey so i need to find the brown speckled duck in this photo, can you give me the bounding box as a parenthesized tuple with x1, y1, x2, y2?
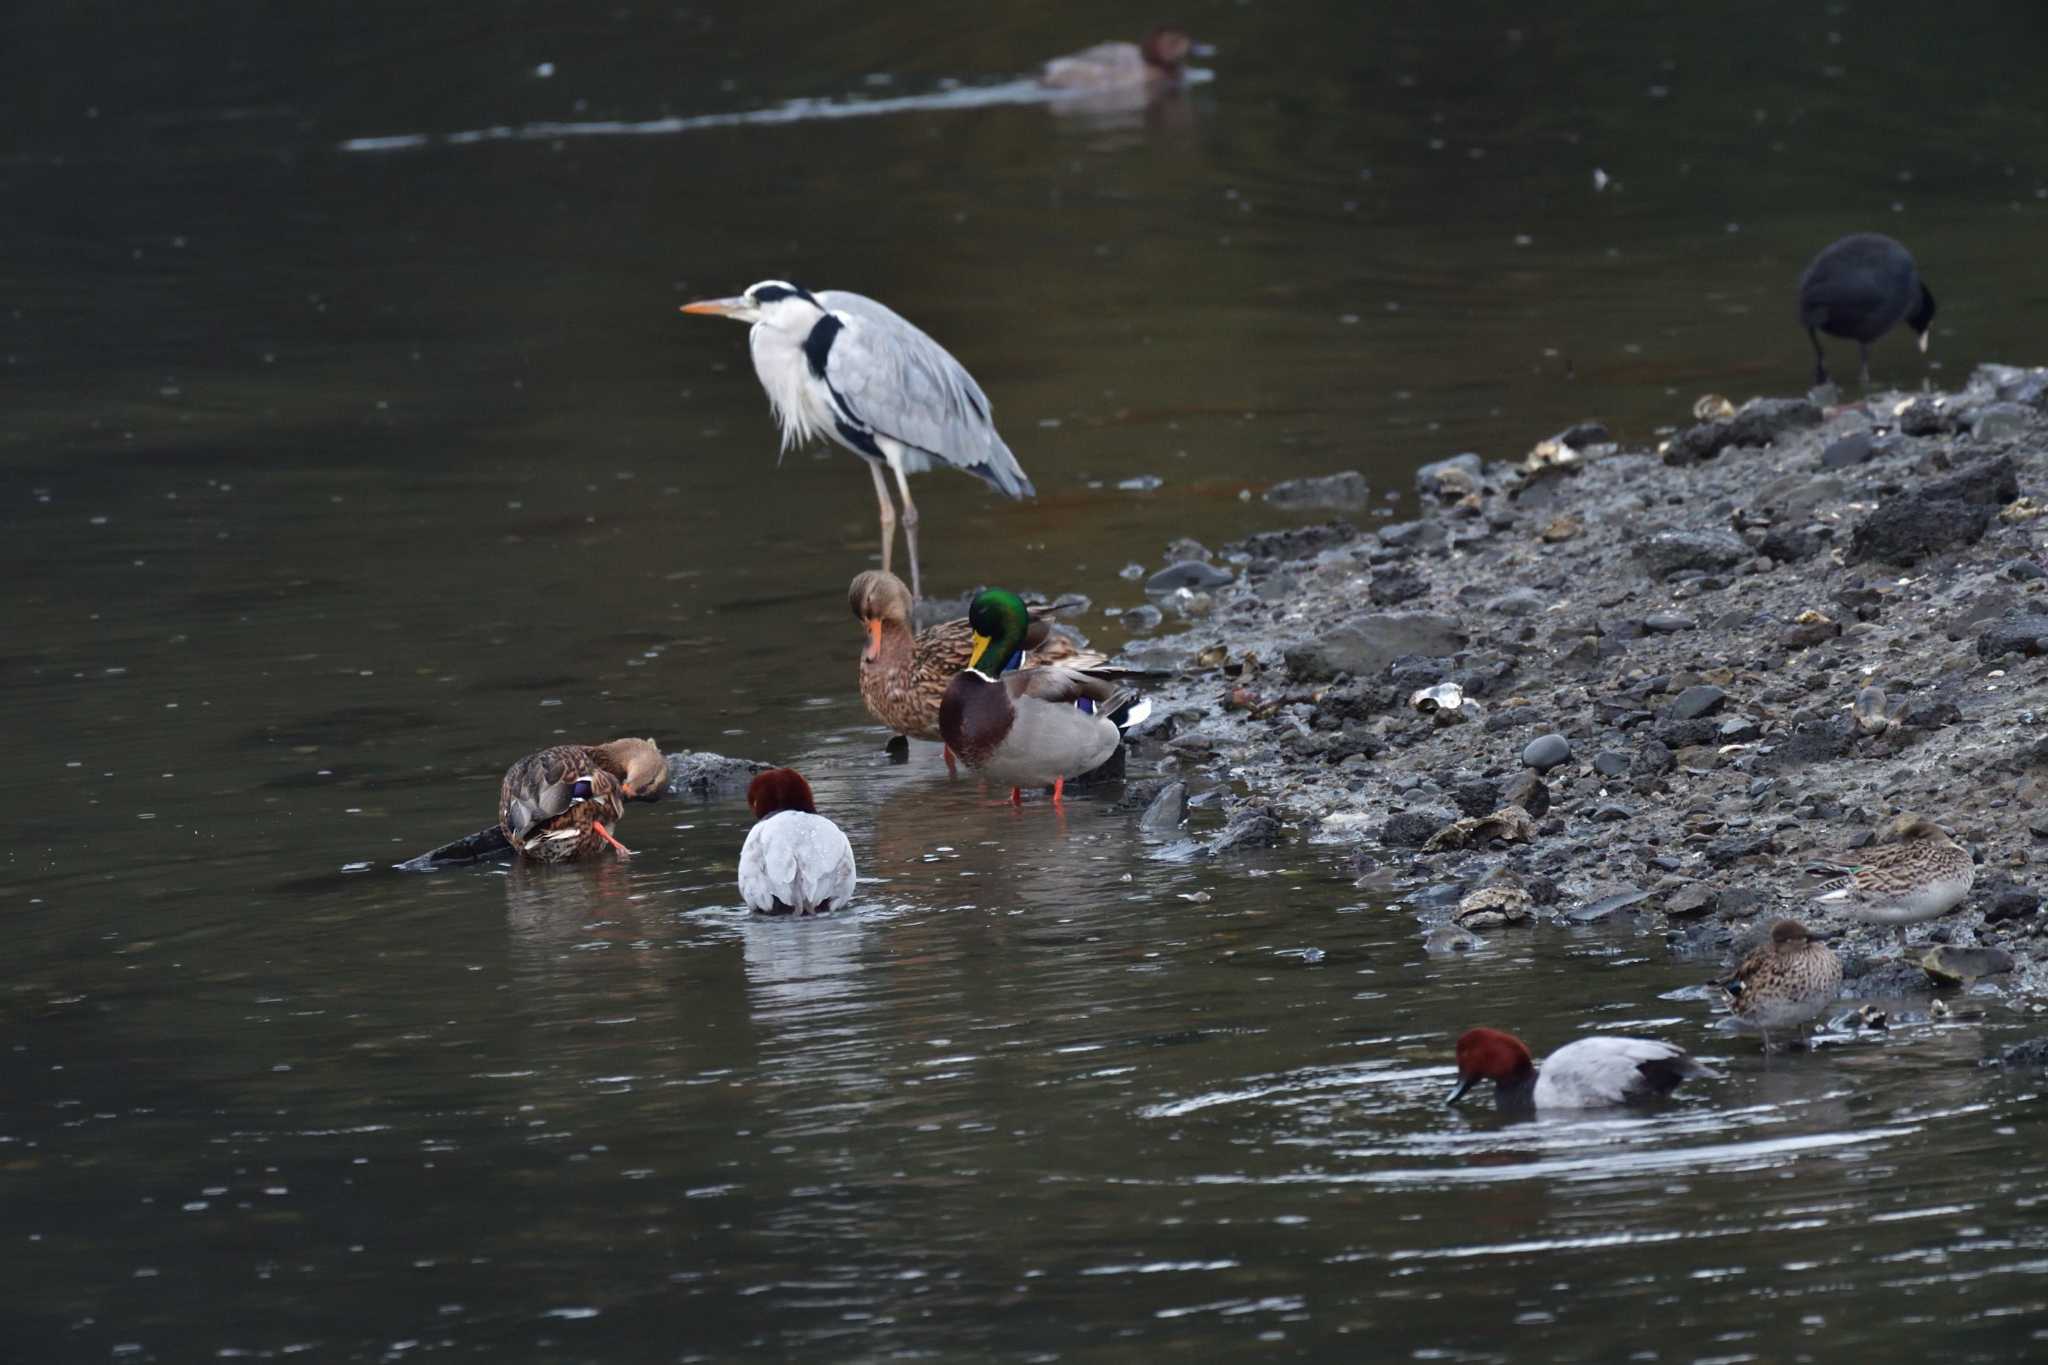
(938, 588, 1151, 806)
(850, 570, 1095, 757)
(498, 738, 669, 862)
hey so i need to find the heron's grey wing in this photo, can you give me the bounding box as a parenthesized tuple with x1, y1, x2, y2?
(816, 291, 1034, 498)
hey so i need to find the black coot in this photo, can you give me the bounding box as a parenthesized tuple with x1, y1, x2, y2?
(1796, 233, 1936, 386)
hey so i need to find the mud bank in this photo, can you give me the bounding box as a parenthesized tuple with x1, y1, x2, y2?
(1127, 363, 2048, 1001)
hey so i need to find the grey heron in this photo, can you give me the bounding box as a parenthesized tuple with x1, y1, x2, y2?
(681, 280, 1033, 599)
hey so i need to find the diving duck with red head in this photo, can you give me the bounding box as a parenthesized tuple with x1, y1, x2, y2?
(1447, 1027, 1718, 1111)
(739, 768, 858, 916)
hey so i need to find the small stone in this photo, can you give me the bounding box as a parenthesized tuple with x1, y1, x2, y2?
(1591, 802, 1634, 822)
(1380, 811, 1442, 848)
(1416, 453, 1483, 500)
(1453, 884, 1534, 929)
(1500, 769, 1550, 819)
(1368, 566, 1430, 606)
(1921, 945, 2015, 985)
(1664, 886, 1718, 918)
(1490, 587, 1547, 616)
(1265, 470, 1371, 509)
(1568, 887, 1652, 922)
(1145, 561, 1235, 593)
(1853, 686, 1890, 735)
(1540, 514, 1582, 543)
(1978, 614, 2048, 662)
(1819, 432, 1876, 468)
(1668, 685, 1727, 721)
(1970, 402, 2031, 441)
(1425, 925, 1482, 954)
(1643, 612, 1696, 633)
(1592, 751, 1628, 778)
(1139, 781, 1187, 833)
(1522, 733, 1572, 772)
(1634, 529, 1749, 580)
(1423, 805, 1537, 852)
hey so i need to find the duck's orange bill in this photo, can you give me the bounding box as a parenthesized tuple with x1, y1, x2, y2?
(863, 618, 883, 662)
(593, 821, 633, 857)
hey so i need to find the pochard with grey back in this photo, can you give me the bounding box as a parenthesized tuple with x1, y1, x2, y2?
(738, 768, 857, 916)
(1447, 1027, 1717, 1111)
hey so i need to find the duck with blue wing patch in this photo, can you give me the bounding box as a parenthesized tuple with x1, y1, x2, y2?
(939, 588, 1152, 807)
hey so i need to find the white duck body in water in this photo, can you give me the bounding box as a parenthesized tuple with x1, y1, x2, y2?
(738, 768, 857, 916)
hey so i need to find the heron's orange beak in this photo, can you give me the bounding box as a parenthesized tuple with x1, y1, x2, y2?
(680, 297, 751, 319)
(862, 618, 882, 663)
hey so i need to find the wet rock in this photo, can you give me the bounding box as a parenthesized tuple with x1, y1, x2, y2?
(1779, 613, 1841, 649)
(1632, 740, 1676, 778)
(1522, 733, 1572, 772)
(1990, 1036, 2048, 1068)
(1818, 432, 1875, 468)
(1283, 613, 1467, 682)
(1668, 685, 1727, 721)
(1265, 470, 1371, 509)
(1850, 499, 1994, 565)
(1969, 402, 2032, 441)
(1425, 925, 1482, 953)
(1568, 886, 1652, 923)
(1147, 561, 1235, 593)
(1122, 604, 1164, 630)
(1592, 751, 1629, 778)
(1453, 883, 1533, 929)
(1539, 514, 1582, 543)
(1490, 587, 1547, 616)
(1368, 566, 1431, 606)
(1977, 614, 2048, 662)
(1664, 885, 1718, 919)
(1729, 397, 1824, 446)
(2004, 557, 2048, 582)
(1417, 452, 1483, 500)
(1662, 421, 1732, 467)
(1896, 398, 1956, 436)
(1634, 529, 1749, 580)
(1231, 522, 1358, 564)
(1643, 612, 1697, 633)
(1139, 781, 1188, 833)
(1706, 832, 1775, 867)
(1500, 769, 1550, 819)
(1984, 884, 2041, 924)
(1921, 944, 2015, 985)
(1757, 527, 1824, 563)
(665, 750, 774, 799)
(1756, 716, 1857, 771)
(1204, 804, 1286, 856)
(1378, 519, 1449, 553)
(1424, 805, 1537, 852)
(1379, 811, 1443, 848)
(1591, 802, 1634, 822)
(1928, 453, 2023, 506)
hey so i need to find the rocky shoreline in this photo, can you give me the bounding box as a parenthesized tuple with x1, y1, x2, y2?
(1122, 363, 2048, 1002)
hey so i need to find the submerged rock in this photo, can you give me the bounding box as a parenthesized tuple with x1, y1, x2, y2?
(1921, 945, 2015, 985)
(1266, 470, 1370, 508)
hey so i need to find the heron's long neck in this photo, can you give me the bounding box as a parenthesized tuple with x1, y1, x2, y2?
(748, 323, 827, 450)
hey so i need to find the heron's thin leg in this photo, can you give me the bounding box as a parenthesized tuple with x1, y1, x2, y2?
(1857, 343, 1871, 388)
(890, 459, 923, 600)
(869, 460, 898, 576)
(1807, 328, 1828, 386)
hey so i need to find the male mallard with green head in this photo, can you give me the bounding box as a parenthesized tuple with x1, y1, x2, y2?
(850, 570, 1094, 756)
(938, 588, 1151, 806)
(498, 737, 669, 862)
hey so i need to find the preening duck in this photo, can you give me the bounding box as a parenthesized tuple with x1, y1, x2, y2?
(738, 768, 858, 916)
(937, 588, 1151, 806)
(498, 738, 668, 862)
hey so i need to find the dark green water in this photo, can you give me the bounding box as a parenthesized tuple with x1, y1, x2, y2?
(6, 2, 2048, 1359)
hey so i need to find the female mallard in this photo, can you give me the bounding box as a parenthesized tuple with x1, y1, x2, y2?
(738, 768, 858, 915)
(850, 570, 1092, 754)
(498, 737, 669, 862)
(938, 588, 1151, 805)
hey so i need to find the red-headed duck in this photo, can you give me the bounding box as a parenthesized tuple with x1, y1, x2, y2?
(1447, 1027, 1716, 1110)
(739, 768, 857, 915)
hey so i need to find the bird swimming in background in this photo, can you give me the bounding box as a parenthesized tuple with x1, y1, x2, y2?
(1446, 1027, 1717, 1111)
(938, 588, 1151, 806)
(738, 768, 858, 915)
(498, 738, 669, 862)
(849, 569, 1097, 767)
(1042, 26, 1203, 90)
(1797, 233, 1936, 387)
(681, 281, 1034, 600)
(1808, 813, 1973, 954)
(1712, 919, 1843, 1052)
